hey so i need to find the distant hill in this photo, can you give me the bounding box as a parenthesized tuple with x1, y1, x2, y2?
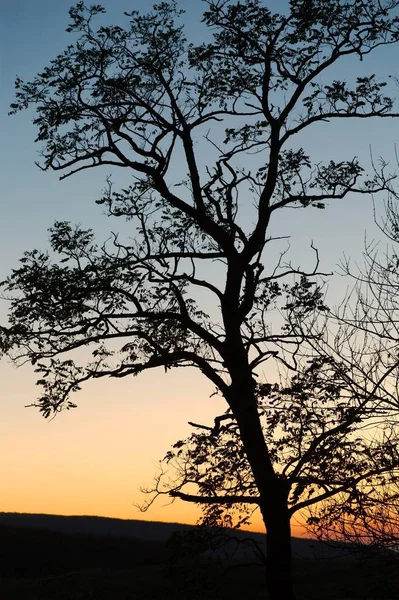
(0, 511, 190, 542)
(0, 511, 338, 559)
(0, 513, 396, 600)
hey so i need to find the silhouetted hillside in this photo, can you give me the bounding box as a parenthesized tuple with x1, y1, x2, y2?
(0, 513, 398, 599)
(0, 512, 190, 542)
(0, 511, 349, 560)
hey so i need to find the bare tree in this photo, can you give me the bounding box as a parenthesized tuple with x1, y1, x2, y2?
(2, 1, 399, 598)
(324, 194, 399, 555)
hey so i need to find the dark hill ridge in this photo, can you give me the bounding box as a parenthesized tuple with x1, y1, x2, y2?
(0, 512, 336, 559)
(0, 511, 190, 542)
(0, 513, 396, 600)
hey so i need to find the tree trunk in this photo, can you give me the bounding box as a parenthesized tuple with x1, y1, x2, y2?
(262, 497, 296, 600)
(227, 381, 296, 600)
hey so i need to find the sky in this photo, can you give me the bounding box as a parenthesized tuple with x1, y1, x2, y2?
(1, 0, 399, 536)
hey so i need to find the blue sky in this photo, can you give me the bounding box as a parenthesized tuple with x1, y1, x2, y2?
(1, 0, 399, 529)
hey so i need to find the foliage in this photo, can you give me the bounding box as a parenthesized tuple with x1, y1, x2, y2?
(2, 0, 398, 415)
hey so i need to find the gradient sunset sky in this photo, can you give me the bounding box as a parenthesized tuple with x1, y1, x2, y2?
(1, 0, 399, 536)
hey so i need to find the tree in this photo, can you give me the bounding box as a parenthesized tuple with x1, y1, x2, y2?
(321, 194, 399, 555)
(3, 1, 399, 598)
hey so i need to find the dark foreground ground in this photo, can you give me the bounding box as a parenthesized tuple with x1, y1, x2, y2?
(1, 559, 398, 600)
(0, 513, 398, 599)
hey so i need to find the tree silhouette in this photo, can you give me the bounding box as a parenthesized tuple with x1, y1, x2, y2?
(322, 195, 399, 555)
(3, 2, 399, 598)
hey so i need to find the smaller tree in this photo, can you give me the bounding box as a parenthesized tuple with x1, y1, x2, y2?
(329, 195, 399, 554)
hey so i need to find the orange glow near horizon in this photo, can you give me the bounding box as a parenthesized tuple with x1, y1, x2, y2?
(0, 361, 309, 538)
